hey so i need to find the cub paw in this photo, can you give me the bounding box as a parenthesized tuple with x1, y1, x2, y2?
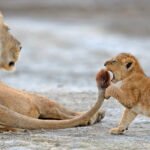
(105, 85, 114, 99)
(109, 127, 125, 135)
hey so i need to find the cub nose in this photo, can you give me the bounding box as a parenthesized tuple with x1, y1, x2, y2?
(104, 61, 110, 66)
(9, 61, 15, 67)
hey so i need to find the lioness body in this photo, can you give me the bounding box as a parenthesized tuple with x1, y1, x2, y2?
(0, 70, 109, 130)
(0, 12, 108, 131)
(105, 53, 150, 134)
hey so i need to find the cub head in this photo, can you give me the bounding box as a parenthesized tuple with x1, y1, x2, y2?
(0, 12, 22, 71)
(104, 53, 144, 83)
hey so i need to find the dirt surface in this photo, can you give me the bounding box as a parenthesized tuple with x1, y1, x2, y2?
(0, 0, 150, 149)
(0, 92, 150, 150)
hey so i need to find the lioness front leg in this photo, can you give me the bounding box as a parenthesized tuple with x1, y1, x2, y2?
(110, 108, 137, 135)
(0, 125, 25, 132)
(0, 126, 17, 132)
(37, 97, 104, 125)
(37, 98, 80, 120)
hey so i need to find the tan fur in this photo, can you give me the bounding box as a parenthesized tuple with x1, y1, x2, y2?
(0, 13, 109, 131)
(0, 12, 21, 71)
(104, 53, 150, 134)
(0, 69, 109, 131)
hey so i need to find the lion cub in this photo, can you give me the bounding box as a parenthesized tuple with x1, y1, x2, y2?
(104, 53, 150, 134)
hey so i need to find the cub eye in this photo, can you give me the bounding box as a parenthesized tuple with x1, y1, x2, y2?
(126, 62, 132, 69)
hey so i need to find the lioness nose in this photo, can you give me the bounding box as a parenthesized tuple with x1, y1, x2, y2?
(9, 61, 15, 67)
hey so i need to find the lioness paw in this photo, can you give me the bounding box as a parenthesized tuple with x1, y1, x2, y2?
(88, 110, 105, 125)
(78, 110, 105, 126)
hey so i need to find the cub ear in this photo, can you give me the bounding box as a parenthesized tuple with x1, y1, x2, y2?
(125, 61, 134, 71)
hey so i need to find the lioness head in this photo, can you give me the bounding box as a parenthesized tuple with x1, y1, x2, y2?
(104, 53, 144, 83)
(0, 12, 21, 71)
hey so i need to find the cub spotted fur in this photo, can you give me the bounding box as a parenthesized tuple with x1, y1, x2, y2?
(104, 53, 150, 134)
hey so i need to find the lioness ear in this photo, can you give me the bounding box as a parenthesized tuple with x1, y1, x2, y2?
(4, 23, 10, 30)
(125, 61, 134, 71)
(0, 12, 3, 21)
(0, 12, 4, 26)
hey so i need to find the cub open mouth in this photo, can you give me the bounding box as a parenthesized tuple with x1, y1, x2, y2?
(108, 71, 113, 81)
(108, 71, 117, 83)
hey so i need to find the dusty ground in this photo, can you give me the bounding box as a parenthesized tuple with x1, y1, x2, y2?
(0, 0, 150, 150)
(0, 92, 150, 150)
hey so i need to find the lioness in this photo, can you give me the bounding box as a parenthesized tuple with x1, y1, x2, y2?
(104, 53, 150, 134)
(0, 12, 107, 131)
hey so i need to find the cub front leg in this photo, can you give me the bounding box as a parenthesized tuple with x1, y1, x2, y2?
(110, 108, 137, 135)
(105, 85, 124, 100)
(105, 85, 132, 108)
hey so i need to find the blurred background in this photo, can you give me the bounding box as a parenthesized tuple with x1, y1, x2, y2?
(0, 0, 150, 92)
